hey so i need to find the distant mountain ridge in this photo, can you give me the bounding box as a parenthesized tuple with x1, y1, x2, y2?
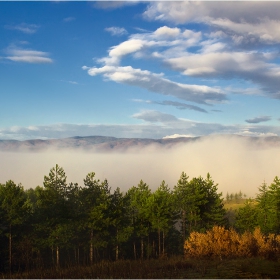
(1, 135, 280, 152)
(0, 135, 199, 152)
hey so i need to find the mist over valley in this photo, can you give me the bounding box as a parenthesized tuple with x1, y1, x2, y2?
(1, 134, 280, 198)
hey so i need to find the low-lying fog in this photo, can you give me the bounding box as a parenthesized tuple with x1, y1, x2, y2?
(1, 135, 280, 197)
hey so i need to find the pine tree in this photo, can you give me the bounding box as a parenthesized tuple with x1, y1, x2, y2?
(127, 180, 151, 259)
(0, 181, 29, 273)
(173, 172, 190, 243)
(37, 164, 74, 267)
(109, 188, 133, 260)
(235, 198, 258, 233)
(268, 176, 280, 233)
(256, 181, 271, 234)
(147, 181, 175, 257)
(81, 172, 111, 264)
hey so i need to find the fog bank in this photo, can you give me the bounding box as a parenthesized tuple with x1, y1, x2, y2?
(1, 135, 280, 197)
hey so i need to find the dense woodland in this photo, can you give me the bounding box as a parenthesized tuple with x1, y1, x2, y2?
(1, 164, 280, 274)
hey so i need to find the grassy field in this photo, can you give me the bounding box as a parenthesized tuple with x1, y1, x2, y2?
(224, 198, 252, 210)
(2, 256, 280, 279)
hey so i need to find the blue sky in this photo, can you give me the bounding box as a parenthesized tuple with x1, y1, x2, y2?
(1, 1, 280, 140)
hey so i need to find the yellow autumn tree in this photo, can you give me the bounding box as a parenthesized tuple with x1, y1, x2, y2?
(184, 226, 280, 259)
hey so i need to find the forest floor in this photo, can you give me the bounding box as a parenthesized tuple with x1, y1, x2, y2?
(2, 256, 280, 279)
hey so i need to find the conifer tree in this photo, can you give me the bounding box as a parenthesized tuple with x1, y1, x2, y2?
(81, 173, 111, 264)
(0, 181, 29, 273)
(109, 187, 133, 260)
(127, 180, 151, 259)
(147, 181, 175, 256)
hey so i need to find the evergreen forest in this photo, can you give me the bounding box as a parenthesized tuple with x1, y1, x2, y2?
(1, 164, 280, 277)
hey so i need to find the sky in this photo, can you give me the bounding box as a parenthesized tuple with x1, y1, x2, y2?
(1, 1, 280, 140)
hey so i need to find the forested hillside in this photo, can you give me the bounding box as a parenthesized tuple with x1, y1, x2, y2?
(1, 165, 280, 274)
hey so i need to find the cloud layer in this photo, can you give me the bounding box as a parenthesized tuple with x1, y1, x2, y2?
(1, 110, 280, 140)
(1, 135, 280, 198)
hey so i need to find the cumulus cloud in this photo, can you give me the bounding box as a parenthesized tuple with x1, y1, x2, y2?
(84, 65, 226, 104)
(154, 26, 180, 38)
(105, 27, 128, 36)
(210, 18, 280, 44)
(5, 23, 40, 34)
(245, 116, 271, 124)
(84, 19, 280, 103)
(165, 51, 280, 97)
(138, 1, 280, 99)
(143, 2, 280, 26)
(5, 46, 53, 64)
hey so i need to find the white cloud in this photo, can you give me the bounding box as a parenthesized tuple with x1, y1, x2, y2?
(94, 1, 139, 10)
(133, 110, 179, 123)
(134, 99, 208, 113)
(143, 2, 280, 26)
(165, 51, 280, 97)
(210, 18, 280, 44)
(85, 65, 226, 104)
(60, 80, 79, 85)
(63, 17, 76, 22)
(236, 130, 278, 137)
(1, 110, 280, 140)
(85, 6, 280, 105)
(143, 1, 280, 49)
(7, 56, 52, 64)
(105, 26, 128, 36)
(154, 26, 180, 38)
(85, 25, 227, 104)
(103, 39, 145, 65)
(162, 134, 194, 139)
(5, 46, 53, 64)
(98, 26, 202, 66)
(167, 51, 265, 76)
(5, 23, 40, 34)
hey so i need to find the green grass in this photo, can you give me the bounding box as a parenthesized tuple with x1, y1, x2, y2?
(224, 198, 256, 210)
(2, 256, 280, 279)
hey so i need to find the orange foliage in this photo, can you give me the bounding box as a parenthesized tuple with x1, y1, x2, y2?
(184, 226, 280, 259)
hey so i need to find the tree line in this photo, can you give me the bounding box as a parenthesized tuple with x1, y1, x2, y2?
(0, 164, 280, 273)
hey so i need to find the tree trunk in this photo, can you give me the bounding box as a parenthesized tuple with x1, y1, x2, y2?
(90, 230, 93, 265)
(162, 231, 165, 255)
(182, 210, 186, 242)
(9, 224, 12, 275)
(158, 228, 161, 256)
(141, 237, 144, 260)
(116, 229, 119, 261)
(116, 245, 119, 261)
(78, 246, 80, 265)
(56, 246, 59, 267)
(133, 241, 136, 260)
(51, 246, 54, 266)
(147, 233, 150, 259)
